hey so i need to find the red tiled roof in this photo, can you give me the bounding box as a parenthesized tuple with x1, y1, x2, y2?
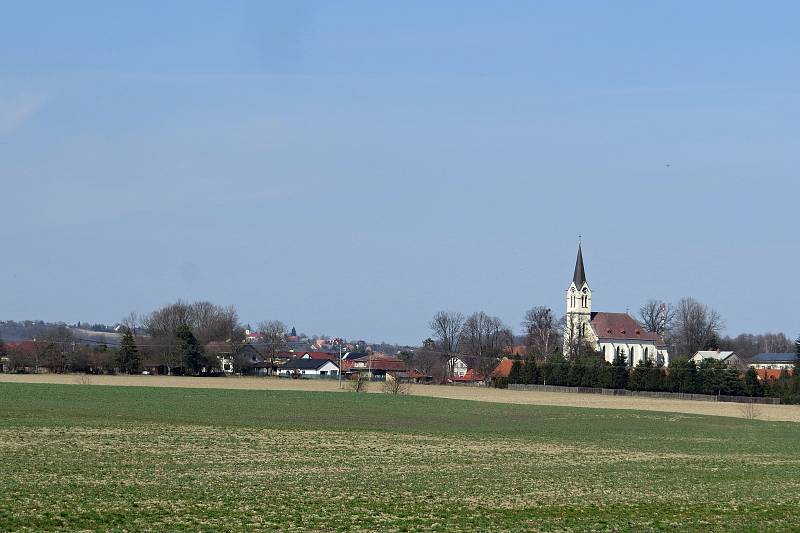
(352, 354, 406, 371)
(451, 369, 485, 382)
(491, 358, 517, 378)
(4, 341, 37, 354)
(756, 368, 792, 382)
(590, 312, 665, 344)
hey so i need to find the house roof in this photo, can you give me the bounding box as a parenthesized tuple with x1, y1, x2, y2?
(342, 351, 367, 360)
(283, 359, 339, 371)
(205, 341, 233, 354)
(590, 312, 664, 344)
(351, 354, 406, 371)
(451, 369, 484, 382)
(491, 358, 517, 378)
(693, 350, 737, 361)
(573, 243, 587, 287)
(751, 353, 798, 363)
(300, 351, 337, 360)
(755, 368, 792, 381)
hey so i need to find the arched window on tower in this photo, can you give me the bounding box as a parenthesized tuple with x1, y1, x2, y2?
(571, 295, 576, 308)
(581, 295, 587, 308)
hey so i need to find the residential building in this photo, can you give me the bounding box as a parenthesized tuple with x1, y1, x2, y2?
(691, 350, 742, 368)
(348, 354, 406, 381)
(748, 353, 797, 373)
(277, 359, 340, 378)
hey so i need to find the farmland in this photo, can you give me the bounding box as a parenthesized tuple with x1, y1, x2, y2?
(1, 383, 800, 531)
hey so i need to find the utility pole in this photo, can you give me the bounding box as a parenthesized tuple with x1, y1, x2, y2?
(335, 338, 344, 389)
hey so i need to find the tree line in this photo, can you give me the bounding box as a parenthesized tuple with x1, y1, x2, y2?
(501, 354, 767, 397)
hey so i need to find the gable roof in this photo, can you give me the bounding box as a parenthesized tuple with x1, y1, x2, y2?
(491, 358, 518, 378)
(573, 243, 587, 287)
(693, 350, 737, 361)
(351, 354, 406, 371)
(283, 359, 339, 371)
(590, 312, 664, 344)
(300, 351, 337, 361)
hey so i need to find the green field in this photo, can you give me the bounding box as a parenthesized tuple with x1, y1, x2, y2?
(1, 383, 799, 532)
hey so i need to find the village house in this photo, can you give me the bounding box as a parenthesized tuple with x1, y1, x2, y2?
(691, 350, 743, 368)
(347, 353, 406, 381)
(748, 353, 797, 373)
(277, 359, 340, 378)
(446, 356, 471, 378)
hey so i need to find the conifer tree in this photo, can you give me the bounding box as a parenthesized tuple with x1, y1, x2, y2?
(610, 352, 629, 390)
(794, 334, 800, 375)
(743, 367, 764, 397)
(116, 329, 140, 374)
(176, 324, 206, 374)
(522, 355, 539, 384)
(508, 359, 523, 384)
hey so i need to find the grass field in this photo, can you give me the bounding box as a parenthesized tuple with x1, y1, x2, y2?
(2, 382, 799, 531)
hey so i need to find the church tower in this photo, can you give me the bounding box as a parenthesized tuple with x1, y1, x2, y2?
(563, 243, 593, 358)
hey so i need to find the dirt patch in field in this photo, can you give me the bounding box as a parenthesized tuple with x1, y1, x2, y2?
(2, 373, 799, 422)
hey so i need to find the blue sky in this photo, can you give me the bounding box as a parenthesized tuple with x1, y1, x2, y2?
(0, 1, 797, 344)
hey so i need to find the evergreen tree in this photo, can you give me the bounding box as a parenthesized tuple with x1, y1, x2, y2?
(176, 324, 207, 374)
(666, 357, 699, 393)
(116, 329, 140, 374)
(743, 367, 764, 397)
(698, 359, 727, 396)
(795, 334, 800, 375)
(721, 365, 745, 396)
(508, 359, 523, 384)
(628, 359, 647, 391)
(610, 353, 629, 390)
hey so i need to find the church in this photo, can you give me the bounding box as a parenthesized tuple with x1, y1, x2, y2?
(562, 244, 669, 367)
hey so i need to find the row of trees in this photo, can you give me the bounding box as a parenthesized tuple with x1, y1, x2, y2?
(504, 355, 767, 397)
(429, 297, 792, 363)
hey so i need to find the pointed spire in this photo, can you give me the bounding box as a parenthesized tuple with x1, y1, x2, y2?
(573, 243, 587, 287)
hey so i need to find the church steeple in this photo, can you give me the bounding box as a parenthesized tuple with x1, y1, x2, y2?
(564, 241, 593, 358)
(573, 243, 587, 287)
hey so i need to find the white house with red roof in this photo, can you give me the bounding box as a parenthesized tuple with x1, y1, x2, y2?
(563, 243, 669, 367)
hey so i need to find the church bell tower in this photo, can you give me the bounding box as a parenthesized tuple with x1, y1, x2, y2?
(564, 242, 593, 357)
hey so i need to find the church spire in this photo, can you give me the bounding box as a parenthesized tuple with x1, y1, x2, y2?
(573, 243, 587, 287)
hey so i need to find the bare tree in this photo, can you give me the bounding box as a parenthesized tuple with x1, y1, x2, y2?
(672, 297, 725, 358)
(522, 306, 558, 358)
(382, 374, 411, 395)
(638, 300, 675, 337)
(349, 372, 369, 392)
(459, 312, 513, 382)
(258, 320, 288, 374)
(560, 314, 595, 360)
(428, 311, 465, 354)
(412, 347, 448, 383)
(121, 312, 143, 336)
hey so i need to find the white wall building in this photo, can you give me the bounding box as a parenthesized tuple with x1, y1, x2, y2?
(748, 353, 797, 371)
(691, 350, 741, 367)
(276, 359, 340, 377)
(447, 356, 470, 377)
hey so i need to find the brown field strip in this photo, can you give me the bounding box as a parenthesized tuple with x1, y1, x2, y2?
(2, 373, 799, 422)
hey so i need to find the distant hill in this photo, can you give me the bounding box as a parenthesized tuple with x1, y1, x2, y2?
(0, 321, 121, 346)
